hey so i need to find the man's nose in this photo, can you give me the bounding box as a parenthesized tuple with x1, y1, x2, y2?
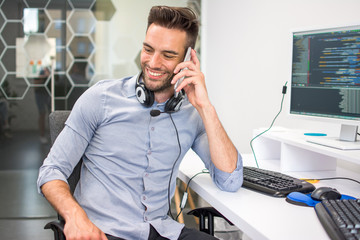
(148, 53, 162, 69)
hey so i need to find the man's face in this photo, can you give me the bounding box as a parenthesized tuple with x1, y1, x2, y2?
(140, 24, 187, 93)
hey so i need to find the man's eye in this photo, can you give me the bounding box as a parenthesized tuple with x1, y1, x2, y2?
(164, 55, 175, 59)
(144, 47, 152, 53)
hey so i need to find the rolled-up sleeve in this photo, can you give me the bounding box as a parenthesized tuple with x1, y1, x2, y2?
(37, 125, 89, 195)
(192, 128, 243, 192)
(210, 152, 243, 192)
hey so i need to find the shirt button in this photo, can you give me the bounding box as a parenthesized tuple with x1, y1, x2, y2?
(143, 195, 146, 201)
(145, 173, 149, 177)
(144, 216, 148, 221)
(147, 150, 151, 155)
(151, 127, 155, 131)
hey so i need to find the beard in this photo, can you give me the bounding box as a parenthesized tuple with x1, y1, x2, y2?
(141, 66, 175, 93)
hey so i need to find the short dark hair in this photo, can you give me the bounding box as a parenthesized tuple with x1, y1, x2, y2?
(147, 6, 199, 49)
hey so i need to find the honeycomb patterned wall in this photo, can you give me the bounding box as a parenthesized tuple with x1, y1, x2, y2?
(0, 0, 116, 110)
(0, 0, 200, 115)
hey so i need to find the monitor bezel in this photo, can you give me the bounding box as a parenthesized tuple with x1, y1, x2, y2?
(288, 23, 360, 126)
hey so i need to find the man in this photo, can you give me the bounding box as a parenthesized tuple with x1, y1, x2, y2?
(37, 6, 243, 240)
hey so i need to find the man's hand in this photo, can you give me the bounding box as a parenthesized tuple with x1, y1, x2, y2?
(64, 210, 108, 240)
(41, 180, 107, 240)
(172, 49, 210, 112)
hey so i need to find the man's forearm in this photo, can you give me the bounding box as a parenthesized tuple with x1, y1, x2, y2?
(41, 180, 107, 239)
(198, 104, 238, 173)
(41, 180, 85, 222)
(170, 48, 238, 172)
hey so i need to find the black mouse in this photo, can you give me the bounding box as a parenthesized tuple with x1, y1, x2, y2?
(311, 187, 342, 201)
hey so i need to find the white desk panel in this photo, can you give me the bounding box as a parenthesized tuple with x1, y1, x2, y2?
(178, 150, 360, 240)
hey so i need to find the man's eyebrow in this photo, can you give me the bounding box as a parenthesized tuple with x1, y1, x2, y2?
(143, 42, 153, 49)
(143, 42, 179, 56)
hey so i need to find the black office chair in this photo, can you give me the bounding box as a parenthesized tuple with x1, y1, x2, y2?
(188, 206, 234, 236)
(43, 111, 231, 239)
(44, 110, 82, 240)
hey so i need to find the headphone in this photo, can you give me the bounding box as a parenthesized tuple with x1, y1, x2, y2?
(135, 72, 185, 112)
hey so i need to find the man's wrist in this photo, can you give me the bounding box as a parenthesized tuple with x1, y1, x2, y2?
(197, 102, 215, 119)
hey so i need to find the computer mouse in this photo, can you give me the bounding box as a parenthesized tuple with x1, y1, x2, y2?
(310, 187, 342, 201)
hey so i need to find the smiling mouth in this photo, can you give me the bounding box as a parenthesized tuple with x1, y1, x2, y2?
(146, 68, 166, 79)
(148, 70, 163, 77)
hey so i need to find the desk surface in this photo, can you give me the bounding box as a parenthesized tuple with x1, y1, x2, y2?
(178, 151, 360, 240)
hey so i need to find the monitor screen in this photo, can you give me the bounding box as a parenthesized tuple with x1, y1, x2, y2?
(290, 25, 360, 122)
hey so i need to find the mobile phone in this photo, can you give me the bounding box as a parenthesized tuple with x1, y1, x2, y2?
(174, 47, 192, 97)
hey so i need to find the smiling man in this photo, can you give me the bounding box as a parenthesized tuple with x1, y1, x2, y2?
(37, 6, 243, 240)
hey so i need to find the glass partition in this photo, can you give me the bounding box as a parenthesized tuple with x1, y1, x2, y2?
(0, 0, 201, 144)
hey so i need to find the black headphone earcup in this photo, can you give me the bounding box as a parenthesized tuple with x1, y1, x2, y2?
(136, 82, 154, 107)
(165, 89, 185, 112)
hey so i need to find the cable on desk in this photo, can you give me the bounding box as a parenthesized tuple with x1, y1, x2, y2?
(176, 169, 210, 221)
(302, 177, 360, 185)
(250, 81, 287, 168)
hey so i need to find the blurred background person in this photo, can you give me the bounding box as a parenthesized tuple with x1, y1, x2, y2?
(34, 67, 51, 144)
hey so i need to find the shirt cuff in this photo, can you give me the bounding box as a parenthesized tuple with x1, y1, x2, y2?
(37, 167, 68, 196)
(211, 151, 243, 192)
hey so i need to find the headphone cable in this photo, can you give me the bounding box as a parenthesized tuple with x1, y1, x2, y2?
(175, 169, 209, 221)
(167, 113, 182, 220)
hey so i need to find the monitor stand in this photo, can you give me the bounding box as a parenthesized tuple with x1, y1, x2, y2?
(306, 124, 360, 150)
(339, 124, 359, 142)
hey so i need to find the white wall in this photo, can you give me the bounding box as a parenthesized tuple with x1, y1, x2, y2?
(202, 0, 360, 153)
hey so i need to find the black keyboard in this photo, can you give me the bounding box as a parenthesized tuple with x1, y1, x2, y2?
(315, 199, 360, 240)
(243, 166, 315, 197)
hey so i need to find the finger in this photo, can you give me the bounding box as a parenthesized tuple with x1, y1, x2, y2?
(174, 48, 199, 73)
(173, 62, 191, 75)
(174, 69, 198, 88)
(171, 68, 192, 85)
(173, 52, 197, 74)
(171, 71, 181, 85)
(190, 49, 200, 67)
(175, 76, 195, 93)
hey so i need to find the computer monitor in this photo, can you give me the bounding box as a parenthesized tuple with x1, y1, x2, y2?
(289, 24, 360, 150)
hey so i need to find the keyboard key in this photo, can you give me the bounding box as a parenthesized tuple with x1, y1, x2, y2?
(315, 199, 360, 240)
(243, 166, 315, 197)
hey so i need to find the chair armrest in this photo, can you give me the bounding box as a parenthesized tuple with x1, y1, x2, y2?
(44, 219, 65, 240)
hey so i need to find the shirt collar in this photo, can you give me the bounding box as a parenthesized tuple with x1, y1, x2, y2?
(124, 72, 141, 98)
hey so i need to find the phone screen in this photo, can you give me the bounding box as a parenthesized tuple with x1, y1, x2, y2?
(174, 47, 191, 97)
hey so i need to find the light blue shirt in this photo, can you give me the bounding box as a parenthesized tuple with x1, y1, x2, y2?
(37, 73, 243, 240)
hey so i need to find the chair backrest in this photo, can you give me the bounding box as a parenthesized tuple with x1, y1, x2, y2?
(49, 110, 71, 144)
(49, 110, 82, 194)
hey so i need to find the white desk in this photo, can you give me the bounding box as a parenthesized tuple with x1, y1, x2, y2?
(178, 150, 360, 240)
